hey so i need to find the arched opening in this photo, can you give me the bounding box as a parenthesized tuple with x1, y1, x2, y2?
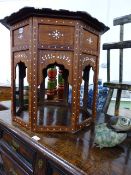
(78, 66, 94, 124)
(37, 63, 72, 127)
(15, 62, 29, 123)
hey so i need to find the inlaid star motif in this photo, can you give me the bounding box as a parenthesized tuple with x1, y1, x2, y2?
(18, 34, 23, 39)
(86, 37, 93, 44)
(48, 30, 64, 39)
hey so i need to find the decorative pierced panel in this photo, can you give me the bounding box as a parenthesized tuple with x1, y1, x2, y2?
(14, 51, 31, 83)
(81, 54, 96, 70)
(38, 50, 73, 85)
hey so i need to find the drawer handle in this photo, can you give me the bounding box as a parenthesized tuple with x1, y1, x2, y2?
(38, 159, 44, 169)
(11, 140, 19, 151)
(9, 168, 18, 175)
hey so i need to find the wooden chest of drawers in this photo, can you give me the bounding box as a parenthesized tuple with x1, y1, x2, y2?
(0, 112, 80, 175)
(0, 148, 30, 175)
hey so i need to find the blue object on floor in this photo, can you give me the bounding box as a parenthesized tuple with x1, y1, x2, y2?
(68, 79, 108, 112)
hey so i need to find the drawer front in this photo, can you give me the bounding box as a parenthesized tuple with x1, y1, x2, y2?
(82, 29, 98, 55)
(38, 24, 74, 48)
(0, 148, 29, 175)
(2, 131, 36, 167)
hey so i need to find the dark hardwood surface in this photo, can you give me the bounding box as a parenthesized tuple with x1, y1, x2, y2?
(0, 101, 131, 175)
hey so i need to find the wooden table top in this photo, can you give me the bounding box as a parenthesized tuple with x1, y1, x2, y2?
(0, 101, 131, 175)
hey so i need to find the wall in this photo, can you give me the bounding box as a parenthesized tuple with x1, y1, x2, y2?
(0, 0, 131, 85)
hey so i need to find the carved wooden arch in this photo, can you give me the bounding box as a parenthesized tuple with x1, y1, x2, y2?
(38, 51, 73, 85)
(39, 60, 72, 85)
(83, 62, 95, 70)
(81, 63, 96, 85)
(14, 59, 30, 84)
(82, 59, 96, 72)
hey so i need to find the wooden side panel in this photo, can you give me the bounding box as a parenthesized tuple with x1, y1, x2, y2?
(82, 29, 98, 55)
(13, 25, 30, 46)
(38, 24, 74, 48)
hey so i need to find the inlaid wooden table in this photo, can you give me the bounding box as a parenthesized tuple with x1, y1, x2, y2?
(0, 7, 109, 133)
(0, 101, 130, 175)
